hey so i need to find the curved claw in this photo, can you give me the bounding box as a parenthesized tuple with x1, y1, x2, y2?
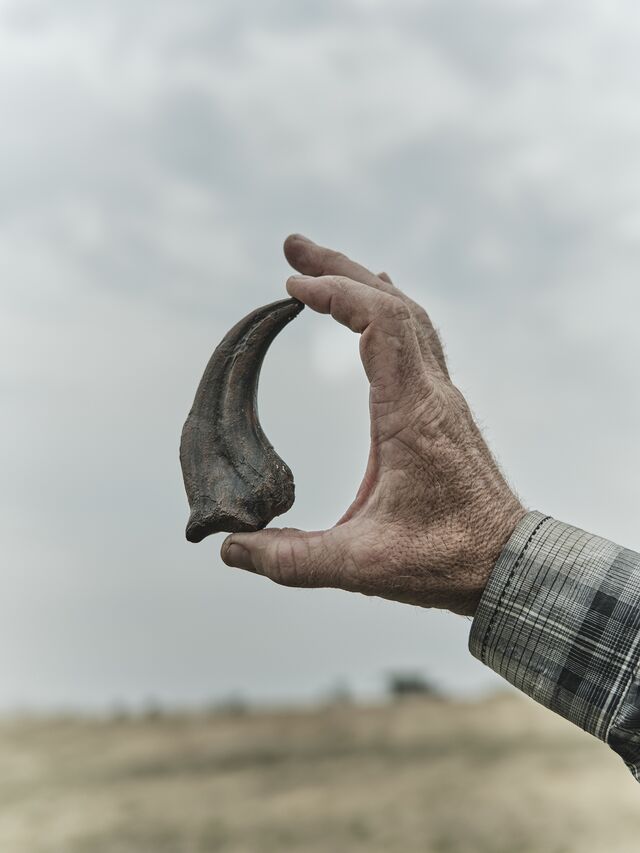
(180, 298, 304, 542)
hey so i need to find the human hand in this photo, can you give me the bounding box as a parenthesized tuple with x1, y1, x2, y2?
(221, 235, 526, 615)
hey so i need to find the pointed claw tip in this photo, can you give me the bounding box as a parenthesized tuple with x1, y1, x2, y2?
(185, 519, 209, 543)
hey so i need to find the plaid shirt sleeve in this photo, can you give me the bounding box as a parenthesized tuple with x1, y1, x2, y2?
(469, 510, 640, 780)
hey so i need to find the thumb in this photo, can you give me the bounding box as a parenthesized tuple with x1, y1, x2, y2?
(221, 526, 350, 589)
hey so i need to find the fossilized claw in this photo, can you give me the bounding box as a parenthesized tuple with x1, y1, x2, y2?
(180, 298, 304, 542)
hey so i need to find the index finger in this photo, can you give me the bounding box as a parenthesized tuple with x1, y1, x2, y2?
(284, 234, 395, 293)
(285, 234, 450, 378)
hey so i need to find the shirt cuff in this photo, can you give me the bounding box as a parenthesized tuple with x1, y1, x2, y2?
(469, 511, 640, 762)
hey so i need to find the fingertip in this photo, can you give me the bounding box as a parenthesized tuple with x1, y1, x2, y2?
(221, 539, 257, 573)
(286, 274, 314, 298)
(221, 534, 234, 562)
(284, 233, 318, 272)
(284, 233, 312, 257)
(285, 232, 313, 246)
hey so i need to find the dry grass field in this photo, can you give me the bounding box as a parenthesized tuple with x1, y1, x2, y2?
(0, 694, 638, 853)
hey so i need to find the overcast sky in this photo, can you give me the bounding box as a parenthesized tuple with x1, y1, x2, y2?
(2, 0, 640, 710)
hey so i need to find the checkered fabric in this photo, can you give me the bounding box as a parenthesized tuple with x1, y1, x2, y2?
(469, 511, 640, 780)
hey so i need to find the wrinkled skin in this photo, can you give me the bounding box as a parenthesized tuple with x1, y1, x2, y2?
(221, 234, 526, 616)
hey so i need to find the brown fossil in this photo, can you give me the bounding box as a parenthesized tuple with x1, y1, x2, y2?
(180, 298, 304, 543)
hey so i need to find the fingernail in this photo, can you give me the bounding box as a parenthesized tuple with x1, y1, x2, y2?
(288, 274, 313, 282)
(291, 233, 313, 243)
(224, 543, 256, 573)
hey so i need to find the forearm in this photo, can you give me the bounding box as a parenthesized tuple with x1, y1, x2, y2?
(469, 511, 640, 780)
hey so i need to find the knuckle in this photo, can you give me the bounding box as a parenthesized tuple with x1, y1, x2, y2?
(448, 384, 472, 417)
(410, 301, 440, 340)
(331, 274, 353, 291)
(270, 534, 317, 588)
(380, 294, 411, 323)
(413, 303, 433, 327)
(269, 536, 299, 586)
(408, 300, 437, 334)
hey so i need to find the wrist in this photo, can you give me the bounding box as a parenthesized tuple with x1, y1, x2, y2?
(462, 500, 528, 616)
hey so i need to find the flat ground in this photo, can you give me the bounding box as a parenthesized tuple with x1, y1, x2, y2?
(0, 694, 637, 853)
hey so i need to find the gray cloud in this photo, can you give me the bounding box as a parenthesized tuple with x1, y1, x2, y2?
(1, 0, 639, 709)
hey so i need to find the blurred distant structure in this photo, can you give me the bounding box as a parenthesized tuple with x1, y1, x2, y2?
(386, 671, 439, 700)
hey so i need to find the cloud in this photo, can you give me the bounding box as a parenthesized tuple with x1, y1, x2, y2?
(1, 0, 639, 708)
